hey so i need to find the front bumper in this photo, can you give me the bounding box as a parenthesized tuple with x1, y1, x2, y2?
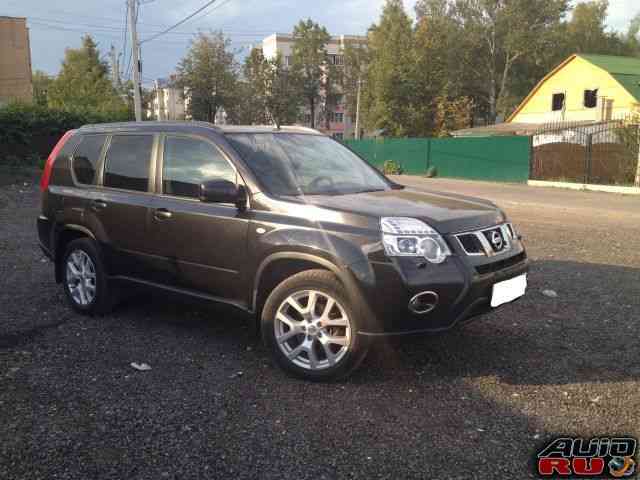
(355, 237, 528, 336)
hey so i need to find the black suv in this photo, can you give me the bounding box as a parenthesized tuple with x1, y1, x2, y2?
(38, 122, 528, 380)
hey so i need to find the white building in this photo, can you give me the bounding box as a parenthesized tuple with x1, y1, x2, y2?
(148, 76, 186, 121)
(262, 33, 367, 140)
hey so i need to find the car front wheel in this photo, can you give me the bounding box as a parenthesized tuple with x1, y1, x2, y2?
(261, 269, 369, 381)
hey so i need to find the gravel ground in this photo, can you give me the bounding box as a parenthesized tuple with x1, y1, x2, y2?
(1, 176, 639, 479)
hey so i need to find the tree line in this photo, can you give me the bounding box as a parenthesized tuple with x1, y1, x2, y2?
(27, 0, 640, 139)
(175, 0, 640, 137)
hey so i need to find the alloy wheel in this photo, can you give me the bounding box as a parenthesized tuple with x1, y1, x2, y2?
(66, 250, 97, 306)
(274, 290, 351, 371)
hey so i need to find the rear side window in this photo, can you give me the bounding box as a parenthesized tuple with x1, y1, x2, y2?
(72, 134, 106, 185)
(162, 136, 236, 199)
(104, 135, 153, 192)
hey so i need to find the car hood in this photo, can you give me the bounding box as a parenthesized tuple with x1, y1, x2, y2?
(301, 188, 505, 234)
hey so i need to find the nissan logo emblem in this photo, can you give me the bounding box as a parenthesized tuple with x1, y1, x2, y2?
(490, 231, 503, 250)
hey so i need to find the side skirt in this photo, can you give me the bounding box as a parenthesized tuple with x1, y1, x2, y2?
(110, 275, 251, 314)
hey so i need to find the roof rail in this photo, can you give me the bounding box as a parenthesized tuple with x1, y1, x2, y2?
(77, 120, 222, 131)
(279, 125, 323, 134)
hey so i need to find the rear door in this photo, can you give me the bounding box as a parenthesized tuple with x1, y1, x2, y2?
(147, 134, 250, 304)
(59, 133, 107, 235)
(84, 133, 157, 279)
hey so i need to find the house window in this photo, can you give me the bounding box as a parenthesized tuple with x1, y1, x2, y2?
(584, 89, 598, 109)
(552, 93, 565, 112)
(335, 112, 344, 123)
(335, 55, 344, 66)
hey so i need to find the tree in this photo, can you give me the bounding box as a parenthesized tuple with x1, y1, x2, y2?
(413, 0, 469, 134)
(290, 19, 332, 129)
(342, 41, 370, 135)
(47, 35, 128, 114)
(175, 31, 238, 123)
(453, 0, 569, 123)
(237, 48, 301, 127)
(32, 70, 52, 106)
(363, 0, 416, 136)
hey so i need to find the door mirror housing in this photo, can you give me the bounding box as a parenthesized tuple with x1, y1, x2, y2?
(199, 179, 247, 209)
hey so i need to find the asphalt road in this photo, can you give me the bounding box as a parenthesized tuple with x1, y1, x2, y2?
(1, 176, 639, 479)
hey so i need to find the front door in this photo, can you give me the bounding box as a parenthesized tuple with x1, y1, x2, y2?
(148, 134, 250, 305)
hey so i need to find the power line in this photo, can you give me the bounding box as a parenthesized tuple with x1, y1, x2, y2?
(189, 0, 234, 24)
(140, 0, 223, 44)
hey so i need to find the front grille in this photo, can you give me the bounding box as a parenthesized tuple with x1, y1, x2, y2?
(457, 233, 483, 254)
(475, 252, 526, 275)
(455, 223, 515, 257)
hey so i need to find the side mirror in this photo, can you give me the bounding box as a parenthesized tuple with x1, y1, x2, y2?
(199, 179, 247, 209)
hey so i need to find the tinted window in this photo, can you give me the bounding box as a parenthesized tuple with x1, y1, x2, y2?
(104, 135, 153, 192)
(73, 134, 106, 185)
(162, 136, 235, 198)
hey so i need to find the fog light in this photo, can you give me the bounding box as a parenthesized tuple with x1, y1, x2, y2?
(409, 291, 439, 314)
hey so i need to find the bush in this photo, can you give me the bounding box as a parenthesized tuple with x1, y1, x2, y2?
(0, 102, 131, 167)
(382, 159, 403, 175)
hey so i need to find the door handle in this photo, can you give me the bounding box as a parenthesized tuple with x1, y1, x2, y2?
(154, 208, 173, 220)
(91, 200, 108, 211)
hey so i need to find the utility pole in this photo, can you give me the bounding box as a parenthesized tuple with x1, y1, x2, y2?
(128, 0, 142, 121)
(354, 76, 362, 140)
(109, 45, 120, 87)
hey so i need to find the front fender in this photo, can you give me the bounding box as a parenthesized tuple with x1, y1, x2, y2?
(249, 227, 381, 332)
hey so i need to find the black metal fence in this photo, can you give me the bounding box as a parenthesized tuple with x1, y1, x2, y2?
(530, 117, 639, 186)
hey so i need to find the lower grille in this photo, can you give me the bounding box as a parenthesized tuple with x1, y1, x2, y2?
(475, 252, 526, 275)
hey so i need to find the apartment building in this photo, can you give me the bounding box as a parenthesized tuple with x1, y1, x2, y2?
(262, 33, 366, 139)
(148, 77, 186, 120)
(0, 16, 33, 105)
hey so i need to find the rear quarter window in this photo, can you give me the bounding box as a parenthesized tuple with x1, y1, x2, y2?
(103, 135, 154, 192)
(72, 134, 107, 185)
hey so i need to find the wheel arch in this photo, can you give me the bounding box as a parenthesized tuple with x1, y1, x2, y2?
(53, 224, 97, 283)
(251, 251, 377, 334)
(252, 252, 342, 315)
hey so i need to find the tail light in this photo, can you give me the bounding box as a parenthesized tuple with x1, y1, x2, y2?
(40, 130, 75, 192)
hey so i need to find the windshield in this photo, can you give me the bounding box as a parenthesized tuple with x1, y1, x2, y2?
(225, 133, 390, 196)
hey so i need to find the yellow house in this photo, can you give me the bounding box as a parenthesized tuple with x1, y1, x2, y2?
(508, 54, 640, 123)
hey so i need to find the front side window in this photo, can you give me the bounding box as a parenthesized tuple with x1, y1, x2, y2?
(162, 136, 235, 199)
(104, 135, 153, 192)
(226, 133, 390, 197)
(552, 93, 565, 112)
(73, 134, 106, 185)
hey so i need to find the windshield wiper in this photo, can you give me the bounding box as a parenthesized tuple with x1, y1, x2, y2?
(350, 188, 386, 194)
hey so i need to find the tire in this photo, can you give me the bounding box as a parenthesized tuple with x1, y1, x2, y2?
(61, 238, 115, 315)
(261, 269, 369, 381)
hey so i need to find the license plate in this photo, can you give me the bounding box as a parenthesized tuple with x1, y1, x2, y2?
(491, 274, 527, 308)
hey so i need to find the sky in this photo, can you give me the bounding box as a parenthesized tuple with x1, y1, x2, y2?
(2, 0, 637, 86)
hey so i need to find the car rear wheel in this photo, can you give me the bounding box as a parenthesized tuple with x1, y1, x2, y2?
(61, 238, 115, 315)
(261, 269, 369, 381)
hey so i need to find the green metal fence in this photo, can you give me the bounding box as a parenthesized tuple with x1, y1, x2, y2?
(345, 136, 531, 183)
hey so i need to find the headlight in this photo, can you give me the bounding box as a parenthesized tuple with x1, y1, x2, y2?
(380, 217, 451, 263)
